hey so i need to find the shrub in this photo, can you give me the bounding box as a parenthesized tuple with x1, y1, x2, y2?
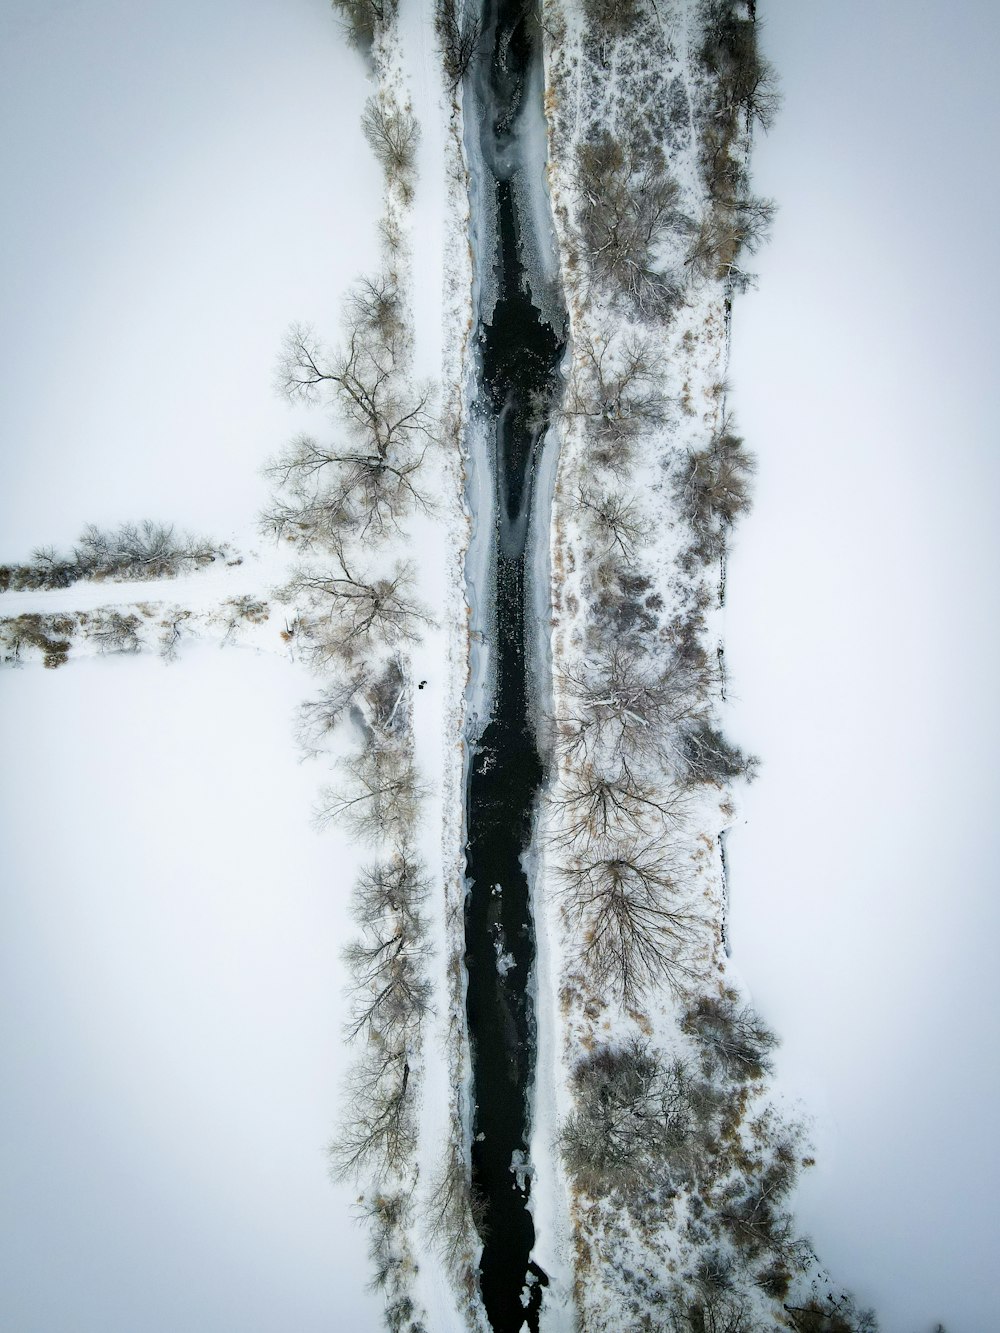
(0, 522, 224, 593)
(331, 0, 396, 52)
(561, 1040, 695, 1196)
(678, 423, 756, 561)
(682, 991, 776, 1082)
(575, 132, 683, 315)
(679, 720, 757, 785)
(363, 98, 419, 198)
(435, 0, 481, 93)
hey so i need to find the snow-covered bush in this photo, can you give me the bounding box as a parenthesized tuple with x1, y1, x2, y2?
(317, 743, 424, 843)
(0, 613, 74, 668)
(575, 132, 683, 316)
(363, 97, 419, 201)
(682, 991, 776, 1083)
(331, 0, 396, 52)
(678, 422, 756, 562)
(561, 1040, 695, 1196)
(0, 521, 224, 593)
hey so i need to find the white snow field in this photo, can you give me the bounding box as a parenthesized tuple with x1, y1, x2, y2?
(0, 0, 390, 1327)
(726, 2, 1000, 1329)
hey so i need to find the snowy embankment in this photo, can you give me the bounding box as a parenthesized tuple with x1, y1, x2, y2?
(531, 1, 888, 1329)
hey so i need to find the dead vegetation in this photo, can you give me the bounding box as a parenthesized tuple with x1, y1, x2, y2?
(0, 521, 224, 593)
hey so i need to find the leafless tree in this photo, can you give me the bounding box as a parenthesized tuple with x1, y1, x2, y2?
(318, 744, 424, 843)
(678, 420, 756, 560)
(266, 318, 433, 544)
(330, 1041, 414, 1181)
(699, 3, 781, 133)
(550, 760, 687, 845)
(686, 195, 775, 288)
(158, 608, 192, 662)
(348, 271, 407, 357)
(668, 1289, 766, 1333)
(560, 842, 702, 1000)
(575, 484, 651, 562)
(781, 1297, 879, 1333)
(363, 97, 419, 198)
(561, 1040, 695, 1195)
(330, 0, 396, 52)
(280, 542, 431, 666)
(343, 922, 431, 1045)
(557, 644, 709, 766)
(261, 430, 429, 543)
(363, 1191, 411, 1292)
(86, 610, 142, 654)
(425, 1139, 481, 1263)
(682, 991, 776, 1082)
(581, 0, 646, 40)
(718, 1137, 798, 1259)
(679, 719, 757, 785)
(294, 674, 365, 757)
(353, 849, 428, 931)
(435, 0, 482, 93)
(564, 329, 666, 472)
(273, 322, 432, 451)
(575, 132, 683, 314)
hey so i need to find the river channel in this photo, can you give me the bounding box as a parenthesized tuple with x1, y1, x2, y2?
(462, 0, 567, 1328)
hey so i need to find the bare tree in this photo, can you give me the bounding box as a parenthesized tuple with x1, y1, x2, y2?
(281, 542, 431, 666)
(560, 842, 702, 1000)
(343, 923, 431, 1045)
(564, 329, 666, 472)
(318, 744, 424, 843)
(581, 0, 646, 41)
(330, 1041, 414, 1181)
(561, 1040, 695, 1195)
(363, 97, 419, 198)
(679, 719, 757, 785)
(550, 760, 686, 845)
(435, 0, 482, 93)
(363, 1191, 411, 1292)
(261, 430, 429, 543)
(353, 849, 429, 931)
(576, 484, 650, 562)
(682, 991, 776, 1082)
(686, 195, 775, 288)
(718, 1137, 798, 1259)
(348, 271, 407, 357)
(265, 316, 433, 545)
(273, 322, 432, 452)
(575, 132, 683, 314)
(678, 420, 756, 560)
(557, 644, 708, 766)
(699, 3, 781, 133)
(330, 0, 396, 52)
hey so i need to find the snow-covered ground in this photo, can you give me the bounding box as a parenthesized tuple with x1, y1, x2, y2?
(725, 3, 1000, 1329)
(0, 650, 383, 1332)
(0, 1, 391, 1327)
(0, 0, 381, 556)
